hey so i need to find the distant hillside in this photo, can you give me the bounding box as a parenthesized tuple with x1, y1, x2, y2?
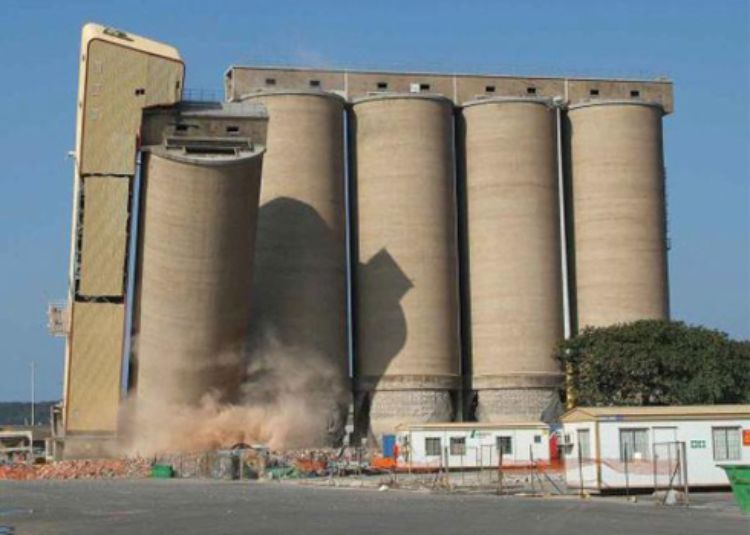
(0, 401, 58, 426)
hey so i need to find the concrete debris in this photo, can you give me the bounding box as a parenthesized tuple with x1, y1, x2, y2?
(0, 458, 151, 480)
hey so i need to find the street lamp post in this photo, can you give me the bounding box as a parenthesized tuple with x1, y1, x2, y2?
(30, 361, 36, 427)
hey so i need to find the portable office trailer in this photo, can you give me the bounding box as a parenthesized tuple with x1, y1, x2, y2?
(394, 422, 551, 470)
(561, 405, 750, 491)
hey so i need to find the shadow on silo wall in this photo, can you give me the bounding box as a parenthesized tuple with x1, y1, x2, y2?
(247, 197, 349, 445)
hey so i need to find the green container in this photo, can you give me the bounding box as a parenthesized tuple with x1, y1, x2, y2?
(719, 465, 750, 514)
(151, 464, 174, 479)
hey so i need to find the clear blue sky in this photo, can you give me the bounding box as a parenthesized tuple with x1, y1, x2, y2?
(1, 0, 748, 401)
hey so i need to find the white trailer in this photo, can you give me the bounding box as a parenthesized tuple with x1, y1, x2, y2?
(394, 421, 551, 470)
(561, 405, 750, 491)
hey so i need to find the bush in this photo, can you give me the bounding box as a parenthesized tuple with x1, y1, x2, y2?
(555, 320, 750, 406)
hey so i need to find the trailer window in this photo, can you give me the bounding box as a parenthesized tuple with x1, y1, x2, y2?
(619, 429, 649, 461)
(449, 437, 466, 455)
(496, 436, 512, 455)
(577, 429, 591, 460)
(425, 437, 442, 456)
(712, 427, 741, 461)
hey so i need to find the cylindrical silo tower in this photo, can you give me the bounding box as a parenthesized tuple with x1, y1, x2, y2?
(352, 94, 461, 438)
(134, 147, 264, 413)
(239, 91, 348, 442)
(567, 101, 669, 330)
(462, 98, 564, 422)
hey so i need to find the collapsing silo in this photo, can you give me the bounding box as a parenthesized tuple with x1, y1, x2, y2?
(132, 102, 267, 438)
(239, 91, 349, 443)
(567, 101, 669, 330)
(462, 98, 564, 421)
(352, 94, 461, 438)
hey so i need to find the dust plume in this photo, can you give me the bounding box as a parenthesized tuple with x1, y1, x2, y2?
(119, 336, 348, 456)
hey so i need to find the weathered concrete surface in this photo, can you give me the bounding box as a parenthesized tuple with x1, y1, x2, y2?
(134, 150, 263, 407)
(1, 480, 745, 535)
(352, 95, 461, 436)
(462, 99, 564, 421)
(567, 102, 669, 330)
(240, 92, 349, 440)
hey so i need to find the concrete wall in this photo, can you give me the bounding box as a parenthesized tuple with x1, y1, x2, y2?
(352, 95, 461, 438)
(240, 91, 349, 438)
(134, 149, 263, 410)
(63, 24, 184, 436)
(567, 102, 669, 330)
(462, 98, 564, 421)
(227, 66, 673, 113)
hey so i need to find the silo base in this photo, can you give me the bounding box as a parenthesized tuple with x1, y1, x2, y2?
(369, 389, 455, 437)
(475, 388, 562, 423)
(354, 376, 458, 442)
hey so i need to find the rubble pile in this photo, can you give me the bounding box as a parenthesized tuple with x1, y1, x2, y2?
(0, 458, 151, 480)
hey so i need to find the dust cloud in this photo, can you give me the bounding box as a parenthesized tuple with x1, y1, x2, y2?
(119, 336, 348, 456)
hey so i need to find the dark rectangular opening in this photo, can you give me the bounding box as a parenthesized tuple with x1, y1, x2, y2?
(175, 124, 189, 132)
(309, 79, 321, 88)
(485, 85, 496, 93)
(527, 86, 537, 95)
(377, 81, 388, 90)
(184, 146, 236, 155)
(630, 90, 640, 97)
(590, 88, 600, 96)
(226, 125, 240, 134)
(419, 83, 430, 91)
(265, 78, 276, 86)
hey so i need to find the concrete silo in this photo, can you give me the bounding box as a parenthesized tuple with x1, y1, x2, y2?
(239, 91, 349, 440)
(352, 94, 461, 438)
(567, 101, 669, 330)
(462, 98, 564, 421)
(134, 139, 264, 415)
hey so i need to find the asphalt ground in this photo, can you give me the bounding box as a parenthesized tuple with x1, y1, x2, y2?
(0, 479, 746, 535)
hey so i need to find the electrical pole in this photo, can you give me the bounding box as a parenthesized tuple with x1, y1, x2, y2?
(30, 361, 36, 427)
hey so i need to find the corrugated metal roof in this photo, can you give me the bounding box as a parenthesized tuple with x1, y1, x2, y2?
(561, 404, 750, 423)
(395, 421, 548, 432)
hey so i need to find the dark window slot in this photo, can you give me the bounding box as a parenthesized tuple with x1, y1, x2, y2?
(309, 79, 321, 88)
(377, 82, 388, 90)
(419, 83, 430, 91)
(527, 86, 537, 95)
(590, 88, 600, 96)
(184, 147, 236, 155)
(485, 85, 496, 93)
(630, 90, 640, 97)
(226, 126, 240, 133)
(265, 78, 276, 86)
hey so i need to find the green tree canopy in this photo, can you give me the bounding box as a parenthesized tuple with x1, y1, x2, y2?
(556, 320, 750, 407)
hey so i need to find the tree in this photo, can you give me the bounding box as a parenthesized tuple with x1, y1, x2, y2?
(555, 320, 750, 407)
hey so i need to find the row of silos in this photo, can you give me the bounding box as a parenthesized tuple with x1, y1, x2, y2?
(237, 89, 669, 438)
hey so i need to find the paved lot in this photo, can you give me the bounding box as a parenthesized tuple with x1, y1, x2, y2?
(0, 479, 746, 535)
